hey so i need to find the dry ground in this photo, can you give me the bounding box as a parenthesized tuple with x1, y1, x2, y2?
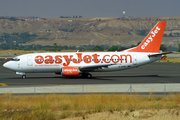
(63, 109, 180, 120)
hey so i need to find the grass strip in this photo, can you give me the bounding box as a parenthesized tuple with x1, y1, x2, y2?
(0, 93, 179, 120)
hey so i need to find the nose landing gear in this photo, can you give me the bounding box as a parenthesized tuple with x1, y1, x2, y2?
(16, 72, 26, 79)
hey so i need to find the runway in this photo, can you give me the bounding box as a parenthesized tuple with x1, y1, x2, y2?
(0, 62, 180, 86)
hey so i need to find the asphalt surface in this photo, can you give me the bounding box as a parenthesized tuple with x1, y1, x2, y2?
(0, 62, 180, 87)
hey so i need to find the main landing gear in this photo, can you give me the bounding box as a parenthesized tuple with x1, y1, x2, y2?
(22, 75, 26, 79)
(82, 73, 92, 78)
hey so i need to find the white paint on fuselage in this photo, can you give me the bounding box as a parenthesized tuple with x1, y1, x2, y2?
(3, 52, 162, 73)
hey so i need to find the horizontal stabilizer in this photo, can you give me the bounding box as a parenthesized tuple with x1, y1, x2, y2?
(148, 52, 173, 57)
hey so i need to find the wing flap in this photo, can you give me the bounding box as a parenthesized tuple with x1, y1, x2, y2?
(79, 63, 115, 71)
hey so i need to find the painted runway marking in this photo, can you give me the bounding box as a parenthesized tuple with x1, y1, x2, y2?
(0, 83, 7, 86)
(84, 86, 107, 92)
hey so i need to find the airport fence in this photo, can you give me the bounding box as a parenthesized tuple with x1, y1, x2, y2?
(0, 84, 180, 95)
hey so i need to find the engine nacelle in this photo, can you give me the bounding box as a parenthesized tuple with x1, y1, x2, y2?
(61, 67, 79, 76)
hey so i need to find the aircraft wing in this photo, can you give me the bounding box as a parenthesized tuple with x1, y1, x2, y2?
(148, 52, 172, 57)
(79, 63, 115, 71)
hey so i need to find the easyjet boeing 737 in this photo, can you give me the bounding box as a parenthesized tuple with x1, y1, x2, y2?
(3, 21, 170, 78)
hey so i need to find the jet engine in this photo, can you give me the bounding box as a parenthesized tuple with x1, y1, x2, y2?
(61, 67, 79, 76)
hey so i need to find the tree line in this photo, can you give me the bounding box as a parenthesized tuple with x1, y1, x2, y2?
(0, 32, 37, 44)
(0, 17, 25, 21)
(0, 42, 177, 52)
(0, 32, 179, 52)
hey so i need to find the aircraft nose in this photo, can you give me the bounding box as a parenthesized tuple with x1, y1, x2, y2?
(3, 61, 14, 70)
(3, 62, 9, 69)
(3, 61, 18, 71)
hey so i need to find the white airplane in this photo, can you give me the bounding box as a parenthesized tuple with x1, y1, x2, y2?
(3, 21, 170, 79)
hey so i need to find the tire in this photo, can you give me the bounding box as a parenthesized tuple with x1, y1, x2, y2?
(87, 74, 92, 78)
(82, 73, 92, 78)
(22, 75, 26, 79)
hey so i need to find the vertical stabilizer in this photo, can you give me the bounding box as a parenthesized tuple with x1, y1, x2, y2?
(123, 21, 166, 53)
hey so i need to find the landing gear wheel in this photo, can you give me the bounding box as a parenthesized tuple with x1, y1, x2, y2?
(22, 75, 26, 79)
(82, 73, 92, 78)
(87, 74, 92, 78)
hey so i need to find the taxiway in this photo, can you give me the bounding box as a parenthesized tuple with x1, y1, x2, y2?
(0, 62, 180, 86)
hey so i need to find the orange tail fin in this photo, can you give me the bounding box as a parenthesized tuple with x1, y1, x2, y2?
(123, 21, 166, 53)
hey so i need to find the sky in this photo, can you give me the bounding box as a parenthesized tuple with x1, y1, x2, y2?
(0, 0, 179, 18)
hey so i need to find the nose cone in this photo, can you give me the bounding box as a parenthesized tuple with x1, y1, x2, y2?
(3, 62, 9, 69)
(3, 61, 14, 71)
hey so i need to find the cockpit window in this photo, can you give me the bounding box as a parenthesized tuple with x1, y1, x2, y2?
(12, 58, 20, 61)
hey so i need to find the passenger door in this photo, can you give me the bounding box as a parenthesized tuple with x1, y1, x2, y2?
(27, 55, 33, 66)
